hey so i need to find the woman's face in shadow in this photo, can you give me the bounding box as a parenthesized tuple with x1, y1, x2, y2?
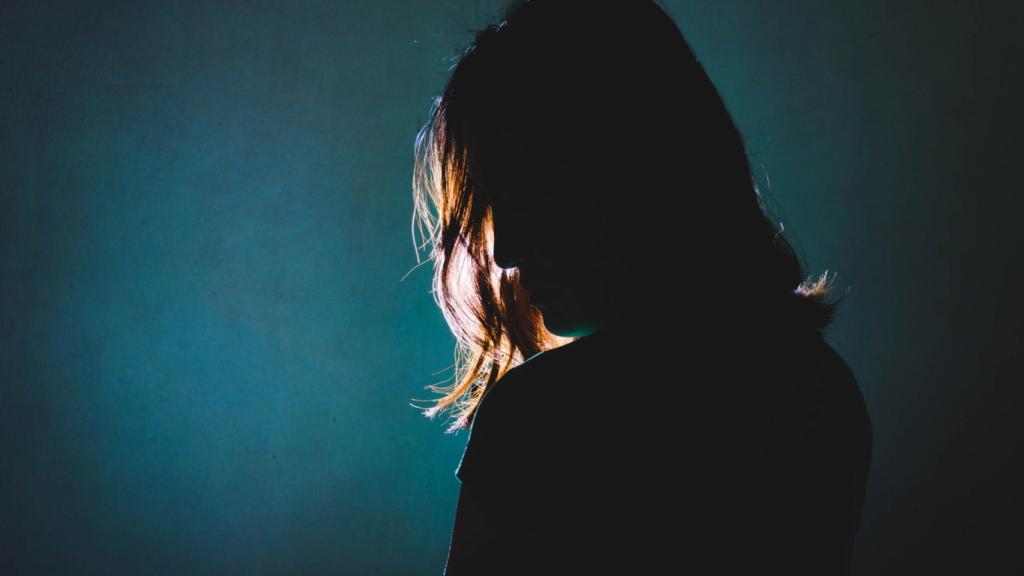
(461, 117, 625, 338)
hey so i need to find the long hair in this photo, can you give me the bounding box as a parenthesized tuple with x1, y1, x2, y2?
(410, 0, 846, 433)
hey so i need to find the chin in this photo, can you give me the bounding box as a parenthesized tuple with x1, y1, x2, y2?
(539, 310, 569, 335)
(541, 313, 594, 339)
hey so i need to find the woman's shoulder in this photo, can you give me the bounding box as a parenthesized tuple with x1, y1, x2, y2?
(482, 332, 602, 405)
(456, 344, 573, 483)
(796, 335, 874, 482)
(458, 332, 611, 477)
(810, 337, 871, 438)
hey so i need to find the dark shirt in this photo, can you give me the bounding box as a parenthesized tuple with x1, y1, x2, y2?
(451, 325, 873, 575)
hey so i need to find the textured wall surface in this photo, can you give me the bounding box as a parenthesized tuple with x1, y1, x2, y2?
(1, 1, 1020, 574)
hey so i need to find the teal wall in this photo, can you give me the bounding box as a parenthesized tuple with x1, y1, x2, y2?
(2, 1, 1020, 574)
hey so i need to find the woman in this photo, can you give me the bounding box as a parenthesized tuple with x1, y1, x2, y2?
(410, 1, 873, 574)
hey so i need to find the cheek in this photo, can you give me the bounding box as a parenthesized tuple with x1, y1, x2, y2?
(533, 193, 613, 269)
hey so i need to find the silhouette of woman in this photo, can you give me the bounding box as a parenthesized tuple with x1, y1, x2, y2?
(411, 1, 872, 574)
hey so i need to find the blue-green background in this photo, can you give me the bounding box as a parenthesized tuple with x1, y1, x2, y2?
(2, 1, 1021, 574)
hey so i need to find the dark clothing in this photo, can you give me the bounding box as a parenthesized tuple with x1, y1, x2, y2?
(452, 325, 873, 574)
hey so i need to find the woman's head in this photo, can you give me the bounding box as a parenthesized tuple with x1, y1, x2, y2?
(412, 0, 845, 431)
(459, 98, 623, 339)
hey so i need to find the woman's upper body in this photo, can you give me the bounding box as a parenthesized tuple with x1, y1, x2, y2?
(413, 2, 872, 574)
(442, 322, 872, 575)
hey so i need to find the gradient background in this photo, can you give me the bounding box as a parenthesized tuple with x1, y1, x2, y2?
(2, 1, 1021, 574)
